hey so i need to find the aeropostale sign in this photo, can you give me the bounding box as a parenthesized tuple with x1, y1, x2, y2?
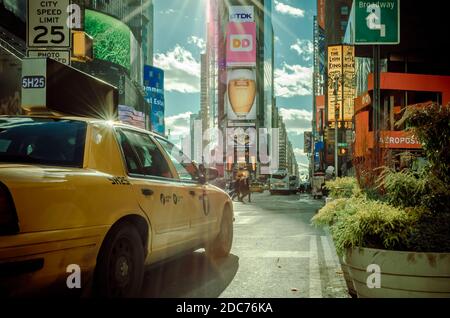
(379, 131, 421, 149)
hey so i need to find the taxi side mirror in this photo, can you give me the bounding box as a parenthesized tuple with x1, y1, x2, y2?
(198, 167, 219, 184)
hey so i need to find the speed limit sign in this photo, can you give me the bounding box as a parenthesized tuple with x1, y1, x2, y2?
(27, 0, 71, 48)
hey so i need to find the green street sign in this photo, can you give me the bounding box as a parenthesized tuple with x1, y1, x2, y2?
(353, 0, 400, 45)
(338, 143, 348, 147)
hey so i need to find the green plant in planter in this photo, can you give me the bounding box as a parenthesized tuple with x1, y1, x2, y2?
(324, 177, 361, 199)
(397, 103, 450, 185)
(328, 198, 420, 255)
(313, 195, 420, 255)
(313, 104, 450, 256)
(376, 167, 427, 208)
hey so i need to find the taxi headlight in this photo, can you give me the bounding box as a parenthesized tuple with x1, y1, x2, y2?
(0, 182, 19, 235)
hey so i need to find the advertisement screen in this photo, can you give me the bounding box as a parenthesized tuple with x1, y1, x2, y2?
(229, 6, 254, 22)
(118, 105, 146, 130)
(226, 68, 257, 121)
(226, 22, 256, 67)
(85, 10, 131, 71)
(342, 45, 355, 121)
(327, 45, 343, 123)
(143, 65, 165, 135)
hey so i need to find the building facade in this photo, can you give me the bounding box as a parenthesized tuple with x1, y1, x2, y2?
(204, 0, 276, 181)
(0, 0, 154, 129)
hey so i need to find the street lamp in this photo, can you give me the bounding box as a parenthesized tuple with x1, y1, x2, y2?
(333, 77, 340, 178)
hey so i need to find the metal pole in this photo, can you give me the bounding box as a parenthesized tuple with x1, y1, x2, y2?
(373, 45, 380, 168)
(335, 104, 338, 178)
(334, 78, 339, 178)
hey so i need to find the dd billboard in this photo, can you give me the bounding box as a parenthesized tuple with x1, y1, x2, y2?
(143, 65, 165, 135)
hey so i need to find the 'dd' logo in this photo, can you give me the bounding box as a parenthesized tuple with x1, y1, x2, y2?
(230, 34, 253, 52)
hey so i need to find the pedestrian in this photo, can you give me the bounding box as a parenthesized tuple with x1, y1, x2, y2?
(239, 176, 251, 203)
(231, 175, 241, 201)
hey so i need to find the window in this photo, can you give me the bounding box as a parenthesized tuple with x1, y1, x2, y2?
(116, 128, 172, 178)
(155, 137, 199, 181)
(0, 117, 86, 167)
(341, 6, 349, 15)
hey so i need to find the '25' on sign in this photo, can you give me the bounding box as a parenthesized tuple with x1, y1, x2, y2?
(27, 0, 81, 48)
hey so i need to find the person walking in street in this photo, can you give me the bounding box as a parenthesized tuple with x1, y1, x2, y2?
(231, 175, 241, 201)
(239, 176, 251, 203)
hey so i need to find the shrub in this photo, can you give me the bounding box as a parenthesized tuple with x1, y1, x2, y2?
(327, 198, 420, 255)
(312, 198, 349, 227)
(325, 177, 360, 199)
(376, 168, 427, 208)
(398, 103, 450, 185)
(406, 210, 450, 253)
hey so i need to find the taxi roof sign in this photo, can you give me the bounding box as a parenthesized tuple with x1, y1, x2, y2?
(21, 58, 118, 120)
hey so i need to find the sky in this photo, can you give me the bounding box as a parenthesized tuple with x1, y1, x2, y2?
(153, 0, 316, 169)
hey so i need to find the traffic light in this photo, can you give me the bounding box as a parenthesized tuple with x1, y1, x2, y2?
(338, 147, 348, 156)
(71, 30, 93, 62)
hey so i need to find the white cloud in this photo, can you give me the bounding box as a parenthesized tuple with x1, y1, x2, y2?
(290, 39, 313, 62)
(160, 9, 175, 14)
(293, 148, 309, 168)
(275, 63, 313, 97)
(153, 45, 200, 93)
(165, 112, 192, 138)
(274, 0, 305, 18)
(187, 36, 206, 51)
(279, 108, 312, 135)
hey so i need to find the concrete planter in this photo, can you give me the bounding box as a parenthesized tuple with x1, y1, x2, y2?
(343, 247, 450, 298)
(338, 255, 357, 297)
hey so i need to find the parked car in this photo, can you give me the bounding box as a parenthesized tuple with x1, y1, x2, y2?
(0, 115, 234, 297)
(250, 182, 264, 193)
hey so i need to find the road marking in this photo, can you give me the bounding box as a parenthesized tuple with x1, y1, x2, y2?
(320, 236, 337, 268)
(241, 251, 310, 258)
(309, 236, 323, 298)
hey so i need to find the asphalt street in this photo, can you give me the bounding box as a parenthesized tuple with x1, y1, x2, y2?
(140, 192, 350, 298)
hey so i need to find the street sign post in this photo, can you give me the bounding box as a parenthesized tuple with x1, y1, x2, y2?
(27, 49, 70, 65)
(27, 0, 72, 65)
(27, 0, 71, 48)
(353, 0, 400, 45)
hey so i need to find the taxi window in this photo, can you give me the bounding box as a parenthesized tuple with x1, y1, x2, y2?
(116, 128, 172, 179)
(0, 117, 86, 167)
(155, 137, 198, 182)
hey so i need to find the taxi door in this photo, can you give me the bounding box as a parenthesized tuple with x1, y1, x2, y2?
(114, 128, 190, 255)
(152, 137, 212, 244)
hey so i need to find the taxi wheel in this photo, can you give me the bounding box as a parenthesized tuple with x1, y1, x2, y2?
(94, 223, 144, 297)
(206, 210, 233, 259)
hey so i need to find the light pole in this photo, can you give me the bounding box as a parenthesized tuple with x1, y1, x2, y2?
(333, 78, 340, 178)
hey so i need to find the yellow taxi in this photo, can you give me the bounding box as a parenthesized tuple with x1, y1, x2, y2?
(249, 182, 264, 193)
(0, 115, 233, 297)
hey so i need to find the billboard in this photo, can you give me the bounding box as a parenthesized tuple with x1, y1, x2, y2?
(327, 45, 343, 123)
(229, 6, 254, 22)
(118, 105, 145, 130)
(85, 9, 141, 82)
(143, 65, 165, 135)
(342, 45, 355, 121)
(327, 45, 355, 126)
(226, 22, 256, 67)
(304, 132, 312, 154)
(226, 68, 257, 121)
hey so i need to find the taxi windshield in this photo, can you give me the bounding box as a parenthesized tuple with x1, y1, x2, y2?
(0, 117, 86, 167)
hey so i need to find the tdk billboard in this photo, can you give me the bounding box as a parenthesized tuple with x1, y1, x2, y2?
(229, 6, 254, 22)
